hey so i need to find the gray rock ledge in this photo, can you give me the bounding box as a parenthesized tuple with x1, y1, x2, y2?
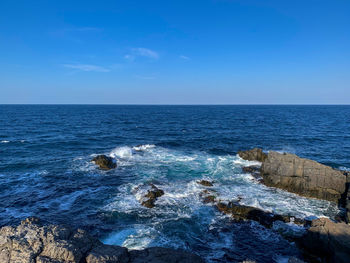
(0, 217, 205, 263)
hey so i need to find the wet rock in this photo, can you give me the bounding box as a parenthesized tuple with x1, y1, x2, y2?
(141, 184, 164, 208)
(238, 148, 267, 162)
(92, 155, 116, 170)
(242, 166, 260, 175)
(86, 244, 129, 263)
(197, 180, 214, 187)
(261, 151, 347, 203)
(300, 218, 350, 263)
(129, 247, 205, 263)
(203, 195, 216, 204)
(216, 202, 304, 228)
(216, 202, 276, 228)
(0, 217, 205, 263)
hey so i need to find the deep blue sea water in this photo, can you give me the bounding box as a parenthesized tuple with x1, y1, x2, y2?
(1, 105, 350, 262)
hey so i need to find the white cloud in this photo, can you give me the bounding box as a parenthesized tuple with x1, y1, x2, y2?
(125, 48, 159, 61)
(63, 64, 110, 72)
(180, 55, 190, 60)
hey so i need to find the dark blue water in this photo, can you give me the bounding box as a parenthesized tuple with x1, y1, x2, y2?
(1, 105, 349, 262)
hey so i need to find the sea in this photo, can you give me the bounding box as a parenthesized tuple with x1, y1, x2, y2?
(1, 105, 349, 262)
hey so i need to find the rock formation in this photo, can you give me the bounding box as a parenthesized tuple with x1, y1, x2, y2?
(197, 180, 214, 187)
(0, 217, 205, 263)
(261, 151, 347, 202)
(140, 184, 164, 208)
(300, 218, 350, 263)
(92, 155, 117, 170)
(238, 148, 267, 162)
(215, 202, 305, 228)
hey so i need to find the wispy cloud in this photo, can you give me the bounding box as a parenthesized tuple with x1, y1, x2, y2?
(125, 48, 159, 61)
(63, 64, 110, 72)
(180, 55, 190, 60)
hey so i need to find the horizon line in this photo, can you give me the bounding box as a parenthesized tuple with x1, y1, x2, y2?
(0, 103, 349, 106)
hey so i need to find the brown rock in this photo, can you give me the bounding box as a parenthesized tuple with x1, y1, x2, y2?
(141, 184, 164, 208)
(216, 202, 304, 228)
(300, 218, 350, 263)
(261, 151, 346, 203)
(197, 180, 214, 187)
(203, 195, 216, 203)
(238, 148, 267, 162)
(92, 155, 117, 170)
(216, 202, 276, 228)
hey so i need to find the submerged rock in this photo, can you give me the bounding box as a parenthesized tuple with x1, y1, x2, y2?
(0, 217, 205, 263)
(300, 218, 350, 263)
(92, 155, 116, 170)
(238, 148, 267, 162)
(141, 184, 164, 208)
(261, 151, 347, 203)
(197, 180, 214, 187)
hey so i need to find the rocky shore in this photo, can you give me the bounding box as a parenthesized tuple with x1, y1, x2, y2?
(237, 148, 350, 262)
(2, 148, 350, 263)
(0, 217, 204, 263)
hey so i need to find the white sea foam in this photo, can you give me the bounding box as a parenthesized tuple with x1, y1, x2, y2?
(132, 144, 156, 151)
(103, 145, 338, 219)
(233, 155, 262, 166)
(1, 140, 10, 143)
(110, 146, 133, 159)
(97, 144, 339, 260)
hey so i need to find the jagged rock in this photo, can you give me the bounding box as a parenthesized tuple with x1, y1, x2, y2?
(197, 180, 214, 187)
(238, 148, 267, 162)
(129, 247, 205, 263)
(0, 217, 205, 263)
(92, 155, 116, 170)
(216, 202, 304, 228)
(86, 244, 129, 263)
(261, 151, 347, 203)
(300, 218, 350, 263)
(141, 184, 164, 208)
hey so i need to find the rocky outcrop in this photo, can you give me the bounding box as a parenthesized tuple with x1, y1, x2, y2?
(0, 217, 205, 263)
(197, 180, 214, 187)
(129, 247, 204, 263)
(238, 148, 267, 162)
(345, 172, 350, 223)
(215, 202, 305, 228)
(92, 155, 116, 170)
(261, 151, 347, 203)
(300, 218, 350, 263)
(141, 184, 164, 208)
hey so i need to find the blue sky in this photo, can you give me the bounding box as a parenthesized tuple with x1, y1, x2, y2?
(0, 0, 349, 104)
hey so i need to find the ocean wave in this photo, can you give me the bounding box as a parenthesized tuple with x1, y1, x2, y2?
(1, 140, 10, 143)
(132, 144, 156, 151)
(110, 146, 133, 159)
